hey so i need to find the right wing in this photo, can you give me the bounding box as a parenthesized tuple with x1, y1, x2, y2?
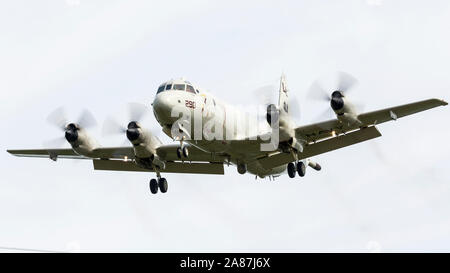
(7, 144, 225, 163)
(7, 144, 226, 175)
(156, 144, 226, 163)
(7, 147, 135, 161)
(93, 160, 224, 174)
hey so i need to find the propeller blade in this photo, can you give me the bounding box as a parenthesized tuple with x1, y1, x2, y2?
(128, 103, 148, 122)
(77, 109, 97, 129)
(289, 95, 302, 122)
(252, 84, 277, 106)
(336, 71, 358, 94)
(312, 107, 335, 122)
(46, 107, 68, 131)
(102, 117, 127, 136)
(307, 81, 330, 102)
(42, 136, 66, 148)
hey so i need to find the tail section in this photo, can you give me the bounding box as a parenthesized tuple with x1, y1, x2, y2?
(278, 74, 290, 120)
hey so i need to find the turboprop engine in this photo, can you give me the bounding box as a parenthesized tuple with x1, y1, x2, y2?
(266, 104, 279, 125)
(307, 72, 363, 127)
(102, 103, 164, 170)
(265, 102, 303, 152)
(45, 108, 99, 158)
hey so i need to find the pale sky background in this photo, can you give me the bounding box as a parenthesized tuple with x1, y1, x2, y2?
(0, 0, 449, 252)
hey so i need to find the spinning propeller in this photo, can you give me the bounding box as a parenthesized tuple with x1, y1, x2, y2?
(252, 82, 302, 124)
(102, 103, 156, 142)
(44, 107, 97, 147)
(307, 71, 360, 120)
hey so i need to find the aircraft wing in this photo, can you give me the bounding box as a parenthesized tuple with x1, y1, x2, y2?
(357, 98, 447, 125)
(7, 147, 135, 160)
(7, 144, 226, 174)
(259, 126, 381, 169)
(156, 144, 226, 163)
(257, 98, 447, 170)
(93, 160, 224, 174)
(296, 98, 447, 143)
(7, 144, 225, 162)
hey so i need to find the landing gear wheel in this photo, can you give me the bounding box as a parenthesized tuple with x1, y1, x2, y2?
(287, 162, 296, 178)
(182, 146, 189, 158)
(149, 178, 158, 194)
(297, 161, 306, 177)
(237, 163, 247, 175)
(158, 178, 168, 193)
(176, 147, 182, 159)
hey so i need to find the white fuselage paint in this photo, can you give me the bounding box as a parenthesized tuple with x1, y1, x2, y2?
(152, 90, 286, 177)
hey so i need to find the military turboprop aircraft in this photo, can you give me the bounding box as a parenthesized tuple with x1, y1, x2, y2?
(7, 74, 448, 194)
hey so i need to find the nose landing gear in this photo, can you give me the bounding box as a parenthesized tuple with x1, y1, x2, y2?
(176, 146, 189, 159)
(175, 136, 189, 160)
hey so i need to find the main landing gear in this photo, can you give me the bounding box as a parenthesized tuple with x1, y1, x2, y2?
(149, 177, 168, 194)
(149, 168, 168, 195)
(287, 161, 306, 178)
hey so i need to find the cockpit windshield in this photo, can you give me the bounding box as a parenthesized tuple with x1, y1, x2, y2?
(157, 85, 165, 94)
(186, 85, 195, 94)
(156, 81, 198, 94)
(173, 84, 185, 91)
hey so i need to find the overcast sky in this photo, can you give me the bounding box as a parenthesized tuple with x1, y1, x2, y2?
(1, 0, 449, 252)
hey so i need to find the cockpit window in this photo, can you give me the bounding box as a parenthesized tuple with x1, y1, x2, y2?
(157, 85, 165, 93)
(186, 85, 195, 94)
(165, 84, 172, 90)
(174, 84, 186, 91)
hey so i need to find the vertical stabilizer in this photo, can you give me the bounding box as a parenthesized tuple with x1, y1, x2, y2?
(278, 74, 290, 120)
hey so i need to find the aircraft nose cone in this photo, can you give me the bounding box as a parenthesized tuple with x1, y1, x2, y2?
(153, 93, 178, 125)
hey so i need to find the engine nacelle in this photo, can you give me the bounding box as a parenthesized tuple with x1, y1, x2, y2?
(266, 104, 279, 126)
(65, 126, 98, 157)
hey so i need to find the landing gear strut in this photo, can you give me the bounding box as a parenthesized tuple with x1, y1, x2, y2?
(176, 136, 189, 159)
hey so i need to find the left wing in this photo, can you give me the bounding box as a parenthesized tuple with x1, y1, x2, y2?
(296, 98, 447, 143)
(252, 98, 447, 169)
(259, 126, 381, 169)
